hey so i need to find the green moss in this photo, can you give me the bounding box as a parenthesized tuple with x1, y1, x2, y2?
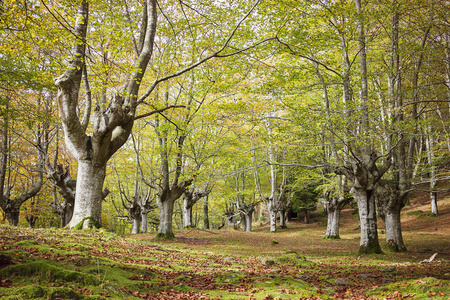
(324, 235, 341, 240)
(408, 210, 425, 217)
(17, 285, 45, 298)
(357, 240, 383, 255)
(156, 232, 175, 239)
(73, 217, 101, 230)
(274, 253, 314, 266)
(0, 261, 100, 286)
(368, 277, 450, 299)
(13, 240, 39, 247)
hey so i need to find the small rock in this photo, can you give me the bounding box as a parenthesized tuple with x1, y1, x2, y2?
(335, 278, 349, 285)
(358, 274, 379, 279)
(382, 266, 396, 273)
(224, 257, 235, 261)
(298, 275, 311, 280)
(271, 269, 282, 274)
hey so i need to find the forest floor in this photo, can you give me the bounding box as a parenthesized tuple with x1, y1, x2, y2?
(0, 193, 449, 299)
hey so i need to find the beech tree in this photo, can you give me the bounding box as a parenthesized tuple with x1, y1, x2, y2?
(53, 0, 270, 229)
(0, 100, 46, 226)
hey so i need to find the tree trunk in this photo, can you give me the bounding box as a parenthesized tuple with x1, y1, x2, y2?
(67, 160, 106, 229)
(303, 208, 309, 224)
(279, 210, 287, 229)
(431, 192, 438, 215)
(157, 197, 175, 239)
(244, 212, 253, 232)
(141, 211, 148, 233)
(354, 188, 382, 254)
(384, 209, 406, 252)
(203, 195, 209, 229)
(325, 205, 341, 239)
(131, 218, 140, 234)
(375, 184, 407, 252)
(183, 198, 193, 228)
(5, 209, 20, 226)
(268, 203, 277, 232)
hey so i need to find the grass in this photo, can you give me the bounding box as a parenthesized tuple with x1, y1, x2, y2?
(0, 194, 449, 299)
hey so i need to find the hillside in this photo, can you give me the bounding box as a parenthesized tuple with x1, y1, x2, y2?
(0, 196, 449, 299)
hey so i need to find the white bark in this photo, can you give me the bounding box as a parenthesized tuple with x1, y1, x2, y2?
(268, 204, 277, 232)
(325, 206, 341, 239)
(131, 218, 140, 234)
(244, 213, 253, 232)
(67, 160, 106, 228)
(431, 193, 438, 215)
(157, 197, 175, 238)
(384, 209, 406, 252)
(182, 198, 193, 228)
(375, 184, 407, 252)
(141, 211, 148, 233)
(353, 188, 382, 254)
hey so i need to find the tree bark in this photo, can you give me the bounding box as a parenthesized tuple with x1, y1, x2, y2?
(375, 184, 407, 252)
(182, 197, 193, 228)
(68, 161, 106, 228)
(268, 202, 277, 232)
(431, 192, 438, 215)
(353, 188, 382, 254)
(325, 195, 348, 239)
(244, 211, 253, 232)
(131, 218, 140, 234)
(157, 195, 176, 238)
(203, 195, 210, 229)
(279, 210, 287, 229)
(141, 210, 148, 233)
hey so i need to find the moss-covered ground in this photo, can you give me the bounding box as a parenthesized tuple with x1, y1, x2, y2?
(0, 193, 449, 299)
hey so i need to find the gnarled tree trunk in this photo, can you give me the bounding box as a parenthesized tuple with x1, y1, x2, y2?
(325, 195, 349, 239)
(353, 188, 382, 254)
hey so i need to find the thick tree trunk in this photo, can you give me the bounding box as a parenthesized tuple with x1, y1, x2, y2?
(325, 206, 341, 239)
(182, 199, 193, 228)
(141, 210, 148, 233)
(375, 184, 407, 252)
(431, 192, 438, 215)
(157, 197, 175, 239)
(63, 205, 74, 227)
(203, 195, 209, 229)
(5, 209, 20, 226)
(131, 218, 140, 234)
(67, 160, 106, 229)
(279, 210, 287, 229)
(384, 209, 406, 252)
(244, 212, 253, 232)
(354, 188, 382, 254)
(268, 204, 277, 232)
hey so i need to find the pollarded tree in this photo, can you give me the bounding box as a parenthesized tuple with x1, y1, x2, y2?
(0, 101, 46, 226)
(182, 185, 211, 228)
(53, 0, 272, 229)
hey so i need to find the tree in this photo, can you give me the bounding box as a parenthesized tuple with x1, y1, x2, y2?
(53, 0, 269, 229)
(0, 100, 46, 226)
(182, 185, 211, 228)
